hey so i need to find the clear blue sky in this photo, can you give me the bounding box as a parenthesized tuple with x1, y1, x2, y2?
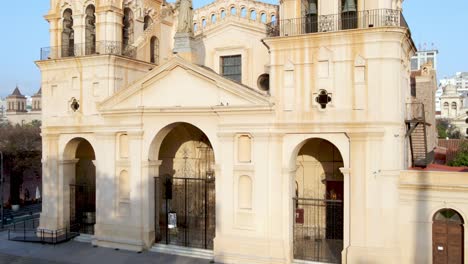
(0, 0, 467, 97)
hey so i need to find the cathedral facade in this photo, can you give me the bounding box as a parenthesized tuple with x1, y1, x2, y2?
(37, 0, 467, 263)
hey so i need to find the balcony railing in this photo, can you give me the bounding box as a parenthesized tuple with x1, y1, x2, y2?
(266, 9, 408, 37)
(40, 41, 137, 60)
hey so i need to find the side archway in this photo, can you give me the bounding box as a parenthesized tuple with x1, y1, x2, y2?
(293, 138, 344, 263)
(62, 137, 96, 235)
(148, 122, 216, 250)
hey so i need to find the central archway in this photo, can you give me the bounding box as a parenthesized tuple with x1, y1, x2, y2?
(293, 138, 344, 263)
(153, 123, 216, 250)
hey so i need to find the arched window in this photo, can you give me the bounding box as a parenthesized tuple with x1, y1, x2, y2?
(220, 10, 226, 19)
(271, 14, 277, 25)
(341, 0, 357, 30)
(150, 36, 159, 64)
(193, 23, 198, 32)
(250, 10, 257, 20)
(61, 8, 74, 57)
(122, 8, 134, 48)
(241, 7, 247, 18)
(85, 5, 96, 55)
(144, 15, 153, 30)
(452, 102, 457, 110)
(202, 18, 207, 28)
(211, 13, 217, 24)
(260, 13, 267, 23)
(230, 6, 237, 16)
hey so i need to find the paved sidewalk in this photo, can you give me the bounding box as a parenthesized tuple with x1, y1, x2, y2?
(0, 231, 213, 264)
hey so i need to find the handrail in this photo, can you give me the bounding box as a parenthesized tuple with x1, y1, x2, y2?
(40, 41, 137, 60)
(266, 8, 408, 37)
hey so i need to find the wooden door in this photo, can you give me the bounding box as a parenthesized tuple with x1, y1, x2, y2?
(433, 221, 463, 264)
(433, 221, 448, 264)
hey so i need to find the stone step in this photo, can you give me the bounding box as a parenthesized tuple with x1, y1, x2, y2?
(293, 259, 333, 264)
(150, 244, 214, 260)
(74, 234, 94, 244)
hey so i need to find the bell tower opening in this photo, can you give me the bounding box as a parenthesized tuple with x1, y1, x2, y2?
(61, 8, 74, 57)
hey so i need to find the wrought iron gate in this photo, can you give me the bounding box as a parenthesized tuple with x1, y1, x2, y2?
(69, 184, 95, 234)
(155, 177, 215, 250)
(293, 197, 343, 263)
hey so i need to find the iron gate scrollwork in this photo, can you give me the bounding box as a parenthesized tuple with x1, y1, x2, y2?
(155, 176, 215, 250)
(69, 184, 95, 234)
(294, 197, 343, 263)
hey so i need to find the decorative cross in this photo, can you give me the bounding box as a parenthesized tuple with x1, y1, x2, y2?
(315, 90, 332, 109)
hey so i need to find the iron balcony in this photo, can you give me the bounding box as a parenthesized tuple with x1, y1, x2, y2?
(266, 8, 409, 38)
(40, 41, 137, 60)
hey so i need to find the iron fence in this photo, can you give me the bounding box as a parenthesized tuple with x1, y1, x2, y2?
(40, 41, 137, 60)
(155, 176, 216, 250)
(293, 197, 343, 263)
(267, 9, 408, 37)
(70, 184, 95, 235)
(8, 223, 79, 244)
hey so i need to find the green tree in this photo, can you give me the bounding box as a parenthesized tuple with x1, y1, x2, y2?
(436, 118, 462, 139)
(449, 141, 468, 167)
(0, 121, 42, 204)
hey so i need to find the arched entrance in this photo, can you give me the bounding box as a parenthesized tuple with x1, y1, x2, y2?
(433, 209, 464, 264)
(153, 123, 216, 250)
(64, 138, 96, 235)
(293, 138, 344, 263)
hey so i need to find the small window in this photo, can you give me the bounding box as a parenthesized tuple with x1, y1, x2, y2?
(241, 7, 247, 18)
(202, 19, 207, 28)
(452, 102, 457, 110)
(193, 23, 198, 31)
(211, 14, 216, 24)
(250, 10, 257, 20)
(231, 6, 237, 15)
(411, 58, 418, 70)
(221, 55, 242, 83)
(221, 10, 226, 19)
(260, 13, 267, 23)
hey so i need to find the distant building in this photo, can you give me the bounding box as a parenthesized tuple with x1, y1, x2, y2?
(440, 72, 468, 93)
(5, 86, 41, 125)
(0, 97, 6, 123)
(439, 82, 468, 137)
(410, 49, 438, 71)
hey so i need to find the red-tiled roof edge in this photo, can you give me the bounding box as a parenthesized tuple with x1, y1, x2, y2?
(409, 164, 468, 172)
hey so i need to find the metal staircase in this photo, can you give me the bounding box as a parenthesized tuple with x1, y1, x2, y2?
(405, 103, 431, 168)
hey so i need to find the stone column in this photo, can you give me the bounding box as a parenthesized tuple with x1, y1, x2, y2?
(141, 160, 162, 248)
(93, 133, 116, 239)
(58, 158, 79, 229)
(73, 14, 84, 55)
(340, 167, 351, 263)
(345, 133, 367, 251)
(282, 167, 297, 263)
(39, 134, 60, 230)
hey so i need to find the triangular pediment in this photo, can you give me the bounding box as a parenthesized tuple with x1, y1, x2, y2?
(99, 56, 270, 111)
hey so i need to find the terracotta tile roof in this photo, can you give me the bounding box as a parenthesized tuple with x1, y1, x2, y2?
(410, 164, 468, 172)
(438, 139, 465, 164)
